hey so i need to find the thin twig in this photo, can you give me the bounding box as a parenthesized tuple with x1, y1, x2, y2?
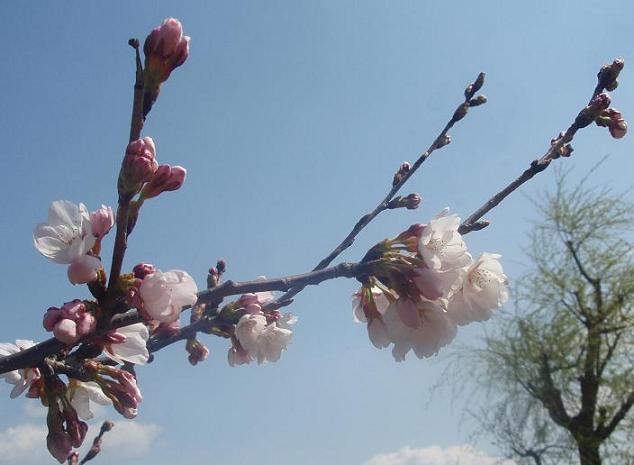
(0, 261, 377, 374)
(275, 73, 486, 304)
(458, 60, 621, 235)
(106, 40, 145, 298)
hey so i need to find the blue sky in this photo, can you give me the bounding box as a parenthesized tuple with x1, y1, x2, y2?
(1, 1, 633, 464)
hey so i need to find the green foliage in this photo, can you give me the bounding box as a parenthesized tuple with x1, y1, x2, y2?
(472, 170, 634, 465)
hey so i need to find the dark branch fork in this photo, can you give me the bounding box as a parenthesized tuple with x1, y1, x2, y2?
(0, 58, 624, 377)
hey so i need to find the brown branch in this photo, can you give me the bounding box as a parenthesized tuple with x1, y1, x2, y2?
(565, 241, 598, 288)
(597, 388, 634, 440)
(79, 421, 114, 465)
(0, 260, 377, 374)
(458, 58, 623, 235)
(537, 352, 574, 430)
(275, 73, 486, 304)
(106, 40, 145, 299)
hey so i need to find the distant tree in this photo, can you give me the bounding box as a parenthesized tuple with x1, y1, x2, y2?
(471, 172, 634, 465)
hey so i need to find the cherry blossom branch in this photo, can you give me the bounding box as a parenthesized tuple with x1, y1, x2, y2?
(275, 72, 487, 305)
(78, 421, 114, 465)
(458, 58, 624, 235)
(0, 260, 379, 374)
(106, 40, 145, 298)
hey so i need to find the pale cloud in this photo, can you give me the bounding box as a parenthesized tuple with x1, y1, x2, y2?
(23, 402, 47, 418)
(0, 420, 161, 465)
(363, 445, 517, 465)
(0, 423, 50, 465)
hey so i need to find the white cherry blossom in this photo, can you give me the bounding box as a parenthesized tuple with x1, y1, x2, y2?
(418, 208, 471, 272)
(448, 253, 508, 325)
(105, 323, 150, 365)
(139, 270, 198, 323)
(234, 312, 296, 365)
(0, 340, 40, 398)
(33, 200, 96, 264)
(67, 381, 112, 420)
(382, 299, 457, 361)
(352, 286, 390, 323)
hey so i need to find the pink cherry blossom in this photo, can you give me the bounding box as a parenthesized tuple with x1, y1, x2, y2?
(139, 269, 198, 323)
(90, 205, 115, 239)
(67, 255, 102, 285)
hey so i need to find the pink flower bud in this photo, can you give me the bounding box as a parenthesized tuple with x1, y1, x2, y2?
(47, 431, 72, 464)
(67, 255, 102, 285)
(62, 408, 87, 448)
(392, 162, 411, 186)
(186, 338, 209, 366)
(596, 108, 628, 139)
(53, 319, 78, 345)
(60, 300, 85, 319)
(143, 18, 190, 82)
(405, 193, 422, 210)
(610, 120, 628, 139)
(133, 263, 156, 279)
(140, 165, 187, 199)
(90, 205, 115, 239)
(43, 307, 63, 331)
(119, 137, 158, 196)
(76, 313, 96, 337)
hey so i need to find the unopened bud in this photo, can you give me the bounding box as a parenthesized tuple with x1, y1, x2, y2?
(140, 164, 187, 200)
(133, 263, 156, 279)
(576, 93, 611, 128)
(453, 103, 469, 122)
(101, 420, 115, 433)
(392, 161, 411, 186)
(596, 108, 628, 139)
(468, 95, 487, 107)
(186, 338, 210, 366)
(90, 205, 115, 239)
(47, 431, 72, 464)
(435, 134, 451, 149)
(119, 137, 158, 198)
(464, 72, 485, 99)
(143, 18, 190, 117)
(68, 451, 79, 465)
(405, 193, 422, 210)
(597, 58, 624, 92)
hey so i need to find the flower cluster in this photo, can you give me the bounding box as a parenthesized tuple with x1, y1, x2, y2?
(43, 300, 96, 345)
(353, 209, 508, 361)
(118, 136, 187, 210)
(228, 291, 297, 365)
